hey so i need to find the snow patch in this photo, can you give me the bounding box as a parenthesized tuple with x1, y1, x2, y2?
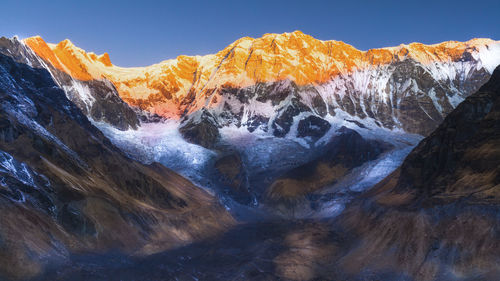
(474, 42, 500, 73)
(0, 150, 36, 188)
(94, 120, 217, 189)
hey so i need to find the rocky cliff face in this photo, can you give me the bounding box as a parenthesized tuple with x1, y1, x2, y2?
(0, 38, 232, 281)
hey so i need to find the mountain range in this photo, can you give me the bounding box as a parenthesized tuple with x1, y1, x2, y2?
(0, 31, 499, 280)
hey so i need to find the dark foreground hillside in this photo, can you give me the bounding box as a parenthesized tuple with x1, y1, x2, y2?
(333, 64, 500, 280)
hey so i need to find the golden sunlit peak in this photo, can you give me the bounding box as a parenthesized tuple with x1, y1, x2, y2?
(262, 30, 309, 40)
(98, 53, 112, 66)
(274, 30, 306, 36)
(57, 38, 75, 48)
(23, 33, 499, 119)
(229, 36, 254, 49)
(87, 52, 113, 66)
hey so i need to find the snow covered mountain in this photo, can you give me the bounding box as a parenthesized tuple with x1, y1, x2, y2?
(0, 37, 233, 280)
(11, 32, 500, 214)
(24, 31, 500, 135)
(1, 30, 500, 280)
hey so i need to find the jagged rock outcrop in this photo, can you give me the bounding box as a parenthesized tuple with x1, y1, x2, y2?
(178, 109, 220, 148)
(297, 115, 331, 140)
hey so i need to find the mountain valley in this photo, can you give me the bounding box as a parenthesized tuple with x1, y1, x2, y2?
(0, 31, 499, 280)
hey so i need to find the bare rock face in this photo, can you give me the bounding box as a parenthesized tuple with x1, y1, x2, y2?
(297, 115, 331, 140)
(75, 79, 140, 130)
(178, 109, 220, 149)
(49, 68, 140, 131)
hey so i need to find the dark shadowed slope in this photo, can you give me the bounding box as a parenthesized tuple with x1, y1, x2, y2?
(336, 65, 500, 280)
(0, 43, 233, 280)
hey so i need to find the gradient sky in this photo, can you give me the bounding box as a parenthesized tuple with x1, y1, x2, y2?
(1, 0, 499, 67)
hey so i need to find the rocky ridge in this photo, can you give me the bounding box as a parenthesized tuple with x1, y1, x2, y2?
(23, 33, 500, 138)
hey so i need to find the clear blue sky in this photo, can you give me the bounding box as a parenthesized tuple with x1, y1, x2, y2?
(1, 0, 499, 67)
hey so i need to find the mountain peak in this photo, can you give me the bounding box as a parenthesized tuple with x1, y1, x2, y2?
(58, 38, 75, 47)
(98, 52, 112, 66)
(23, 33, 500, 118)
(88, 52, 112, 67)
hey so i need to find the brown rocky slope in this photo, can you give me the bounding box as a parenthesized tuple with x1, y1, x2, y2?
(335, 64, 500, 280)
(0, 41, 233, 280)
